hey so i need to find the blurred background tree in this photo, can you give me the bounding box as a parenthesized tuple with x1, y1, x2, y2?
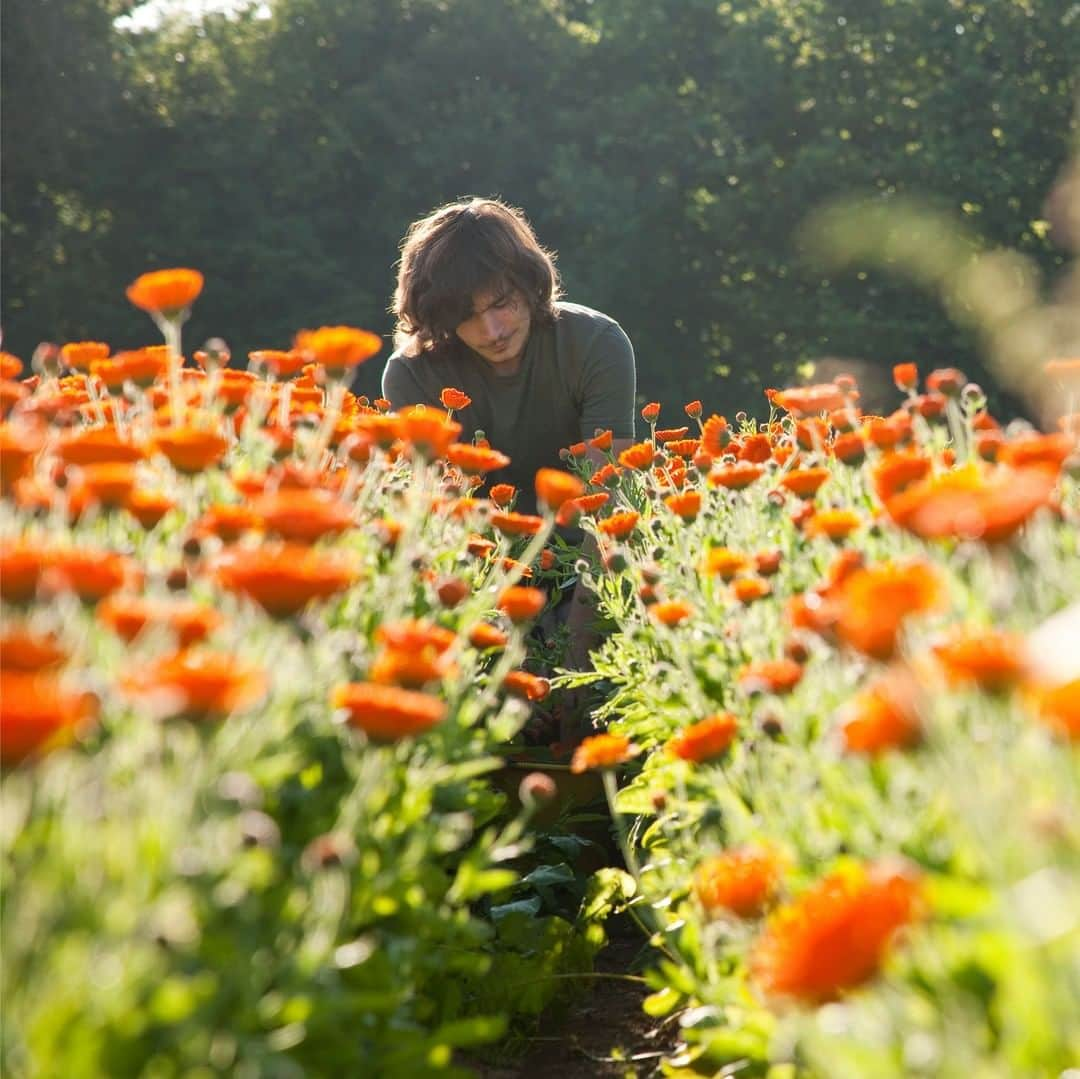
(3, 0, 1077, 412)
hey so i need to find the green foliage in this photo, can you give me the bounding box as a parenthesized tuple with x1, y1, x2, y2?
(3, 1, 1076, 408)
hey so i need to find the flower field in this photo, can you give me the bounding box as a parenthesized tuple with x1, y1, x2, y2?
(2, 271, 1079, 1077)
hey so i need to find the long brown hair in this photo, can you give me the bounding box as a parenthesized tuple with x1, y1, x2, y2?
(392, 197, 562, 357)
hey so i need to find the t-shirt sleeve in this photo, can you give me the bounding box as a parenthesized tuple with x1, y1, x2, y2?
(578, 324, 636, 441)
(382, 353, 434, 411)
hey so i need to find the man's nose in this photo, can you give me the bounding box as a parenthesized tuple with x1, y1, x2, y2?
(481, 309, 505, 340)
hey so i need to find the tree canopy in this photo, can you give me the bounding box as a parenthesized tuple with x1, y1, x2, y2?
(3, 0, 1077, 410)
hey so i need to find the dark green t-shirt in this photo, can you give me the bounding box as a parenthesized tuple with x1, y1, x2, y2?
(381, 302, 636, 513)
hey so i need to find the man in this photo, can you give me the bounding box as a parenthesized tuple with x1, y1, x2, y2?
(381, 197, 637, 734)
(382, 197, 636, 514)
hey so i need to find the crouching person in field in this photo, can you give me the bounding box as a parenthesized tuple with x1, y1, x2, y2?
(379, 197, 637, 740)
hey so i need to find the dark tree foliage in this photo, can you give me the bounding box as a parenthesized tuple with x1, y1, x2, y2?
(2, 0, 1077, 412)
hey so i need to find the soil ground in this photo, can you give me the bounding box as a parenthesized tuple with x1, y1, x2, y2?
(470, 919, 681, 1079)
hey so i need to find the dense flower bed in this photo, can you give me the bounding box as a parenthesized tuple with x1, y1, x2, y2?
(0, 272, 607, 1078)
(559, 371, 1080, 1076)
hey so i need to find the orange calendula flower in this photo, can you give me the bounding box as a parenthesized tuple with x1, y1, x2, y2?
(737, 432, 772, 464)
(589, 429, 614, 452)
(665, 438, 700, 459)
(932, 629, 1029, 692)
(833, 560, 942, 661)
(491, 511, 545, 537)
(831, 430, 867, 465)
(651, 599, 694, 626)
(779, 467, 830, 500)
(925, 367, 965, 396)
(618, 441, 657, 471)
(884, 464, 1056, 545)
(503, 669, 551, 702)
(91, 348, 170, 391)
(0, 352, 22, 379)
(248, 348, 310, 378)
(126, 268, 204, 315)
(331, 681, 446, 740)
(535, 467, 586, 512)
(375, 619, 456, 655)
(60, 341, 110, 372)
(871, 450, 933, 504)
(0, 627, 68, 671)
(293, 325, 382, 370)
(739, 659, 803, 696)
(1028, 679, 1079, 740)
(685, 400, 703, 419)
(212, 545, 358, 618)
(997, 432, 1073, 473)
(664, 489, 701, 522)
(641, 402, 661, 423)
(751, 862, 922, 1001)
(469, 622, 509, 650)
(570, 733, 640, 773)
(489, 483, 517, 508)
(122, 650, 267, 720)
(369, 645, 456, 688)
(0, 543, 48, 604)
(893, 363, 919, 391)
(702, 547, 750, 580)
(864, 411, 912, 450)
(693, 846, 782, 918)
(805, 508, 862, 541)
(56, 427, 146, 467)
(840, 672, 922, 755)
(773, 383, 847, 417)
(446, 443, 511, 475)
(440, 387, 472, 411)
(795, 418, 830, 451)
(590, 462, 622, 488)
(252, 489, 353, 544)
(669, 712, 738, 763)
(397, 406, 462, 459)
(498, 586, 547, 624)
(701, 414, 729, 456)
(655, 426, 690, 443)
(78, 462, 138, 509)
(152, 424, 229, 474)
(709, 462, 764, 490)
(733, 576, 771, 604)
(1, 671, 98, 765)
(755, 548, 782, 576)
(598, 510, 640, 540)
(0, 423, 44, 493)
(46, 548, 137, 604)
(97, 595, 223, 647)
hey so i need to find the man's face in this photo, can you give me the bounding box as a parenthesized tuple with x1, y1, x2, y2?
(455, 285, 531, 371)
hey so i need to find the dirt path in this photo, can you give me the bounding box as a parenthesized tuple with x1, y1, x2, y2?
(473, 921, 680, 1079)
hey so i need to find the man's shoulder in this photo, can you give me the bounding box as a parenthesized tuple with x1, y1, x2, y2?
(553, 301, 625, 338)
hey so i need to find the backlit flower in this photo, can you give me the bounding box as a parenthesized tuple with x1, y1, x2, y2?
(694, 846, 782, 917)
(805, 508, 862, 541)
(0, 627, 67, 671)
(997, 432, 1073, 472)
(1028, 679, 1079, 740)
(669, 712, 738, 763)
(737, 433, 772, 464)
(589, 429, 613, 452)
(932, 629, 1029, 692)
(709, 462, 764, 490)
(331, 681, 446, 740)
(1, 671, 97, 765)
(446, 443, 511, 475)
(60, 341, 110, 372)
(651, 599, 694, 626)
(702, 547, 750, 580)
(598, 510, 639, 540)
(98, 595, 223, 647)
(779, 467, 830, 500)
(739, 659, 803, 695)
(440, 387, 472, 411)
(926, 367, 965, 396)
(213, 545, 358, 617)
(252, 489, 353, 544)
(469, 622, 509, 650)
(294, 325, 382, 370)
(751, 862, 922, 1001)
(893, 363, 918, 391)
(122, 650, 267, 720)
(570, 733, 640, 773)
(498, 586, 547, 623)
(55, 427, 146, 467)
(833, 560, 942, 661)
(641, 402, 661, 423)
(618, 441, 657, 471)
(152, 423, 229, 474)
(397, 406, 462, 459)
(126, 268, 204, 315)
(503, 669, 551, 702)
(249, 348, 310, 378)
(871, 450, 933, 504)
(491, 511, 545, 537)
(664, 489, 701, 522)
(773, 383, 847, 417)
(369, 646, 456, 688)
(840, 672, 922, 755)
(46, 548, 137, 604)
(733, 576, 772, 604)
(884, 464, 1056, 545)
(701, 414, 729, 456)
(535, 467, 586, 511)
